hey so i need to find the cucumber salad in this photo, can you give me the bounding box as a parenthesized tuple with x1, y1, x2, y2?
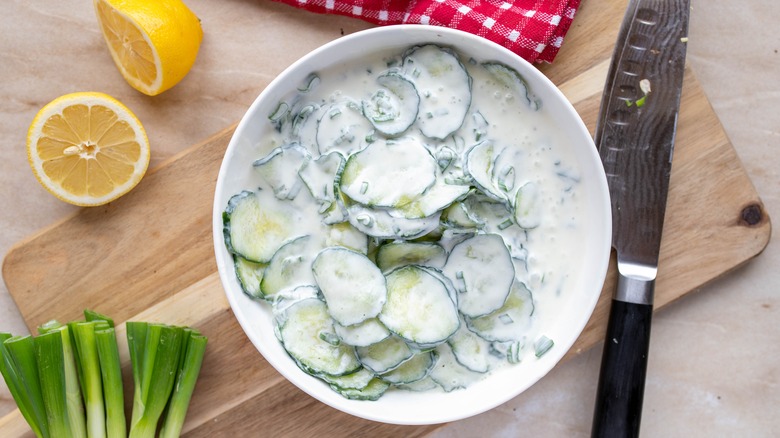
(222, 44, 585, 400)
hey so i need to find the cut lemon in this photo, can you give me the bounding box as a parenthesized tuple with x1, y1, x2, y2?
(94, 0, 203, 96)
(27, 92, 151, 207)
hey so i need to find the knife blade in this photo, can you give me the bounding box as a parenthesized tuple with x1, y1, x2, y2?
(591, 0, 690, 436)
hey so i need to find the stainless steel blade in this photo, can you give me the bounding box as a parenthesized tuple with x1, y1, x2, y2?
(595, 0, 690, 302)
(591, 1, 691, 435)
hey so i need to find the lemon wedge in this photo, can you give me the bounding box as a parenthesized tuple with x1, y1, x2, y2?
(27, 92, 151, 207)
(94, 0, 203, 96)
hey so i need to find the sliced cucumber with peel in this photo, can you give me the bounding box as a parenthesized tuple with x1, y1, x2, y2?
(233, 255, 267, 300)
(356, 335, 414, 374)
(362, 72, 420, 137)
(312, 247, 387, 326)
(260, 235, 319, 300)
(253, 143, 310, 200)
(442, 233, 516, 318)
(466, 281, 535, 342)
(403, 45, 472, 140)
(333, 318, 390, 347)
(375, 242, 447, 273)
(222, 190, 304, 263)
(379, 265, 460, 346)
(340, 137, 437, 208)
(277, 298, 361, 377)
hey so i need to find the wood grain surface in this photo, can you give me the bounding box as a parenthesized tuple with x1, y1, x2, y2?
(0, 0, 771, 435)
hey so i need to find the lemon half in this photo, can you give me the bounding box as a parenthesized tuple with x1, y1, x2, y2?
(27, 92, 151, 207)
(94, 0, 203, 96)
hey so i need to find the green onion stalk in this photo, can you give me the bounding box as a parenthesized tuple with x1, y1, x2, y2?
(71, 321, 107, 438)
(1, 311, 207, 438)
(159, 331, 208, 438)
(0, 334, 49, 438)
(127, 323, 184, 438)
(39, 320, 87, 438)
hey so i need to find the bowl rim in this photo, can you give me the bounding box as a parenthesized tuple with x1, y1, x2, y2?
(212, 24, 611, 425)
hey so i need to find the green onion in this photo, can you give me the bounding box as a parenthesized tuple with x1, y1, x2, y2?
(38, 321, 87, 438)
(128, 324, 185, 438)
(1, 334, 49, 438)
(34, 331, 71, 437)
(1, 311, 207, 438)
(534, 335, 554, 358)
(159, 332, 208, 438)
(72, 322, 107, 438)
(95, 327, 125, 438)
(85, 310, 115, 328)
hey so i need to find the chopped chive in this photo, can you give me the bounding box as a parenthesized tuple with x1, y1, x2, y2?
(318, 332, 341, 346)
(498, 219, 514, 230)
(268, 101, 289, 122)
(534, 335, 554, 358)
(297, 73, 320, 92)
(498, 314, 514, 325)
(507, 341, 522, 364)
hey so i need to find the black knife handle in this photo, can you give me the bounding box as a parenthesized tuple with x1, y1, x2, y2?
(591, 293, 654, 438)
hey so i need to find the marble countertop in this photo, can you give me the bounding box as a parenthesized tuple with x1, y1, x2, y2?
(1, 0, 777, 436)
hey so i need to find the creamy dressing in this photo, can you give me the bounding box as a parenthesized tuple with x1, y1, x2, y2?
(227, 44, 588, 395)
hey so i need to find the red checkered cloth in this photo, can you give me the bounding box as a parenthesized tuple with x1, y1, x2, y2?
(271, 0, 581, 63)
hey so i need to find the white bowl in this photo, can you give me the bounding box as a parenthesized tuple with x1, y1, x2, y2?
(213, 25, 611, 425)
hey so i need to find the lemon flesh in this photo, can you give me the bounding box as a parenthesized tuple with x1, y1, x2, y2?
(27, 92, 150, 206)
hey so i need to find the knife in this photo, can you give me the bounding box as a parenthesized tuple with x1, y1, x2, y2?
(591, 0, 690, 436)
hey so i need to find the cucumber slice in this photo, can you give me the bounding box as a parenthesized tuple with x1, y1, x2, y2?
(222, 190, 304, 263)
(333, 318, 390, 347)
(464, 140, 509, 202)
(346, 202, 441, 240)
(448, 323, 491, 373)
(260, 235, 319, 300)
(330, 378, 391, 401)
(375, 242, 447, 273)
(253, 143, 310, 200)
(482, 62, 541, 111)
(277, 298, 361, 377)
(271, 285, 320, 315)
(396, 376, 439, 392)
(379, 351, 437, 385)
(323, 222, 368, 254)
(233, 255, 267, 300)
(390, 177, 471, 219)
(429, 343, 482, 392)
(441, 199, 481, 229)
(461, 192, 514, 232)
(513, 181, 542, 229)
(403, 45, 472, 140)
(316, 99, 373, 156)
(340, 137, 437, 208)
(362, 72, 420, 137)
(379, 266, 460, 346)
(320, 367, 374, 390)
(466, 281, 535, 342)
(356, 335, 414, 374)
(442, 234, 515, 318)
(298, 151, 345, 205)
(312, 247, 387, 326)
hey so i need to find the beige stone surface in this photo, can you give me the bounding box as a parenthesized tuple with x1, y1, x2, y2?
(1, 0, 777, 436)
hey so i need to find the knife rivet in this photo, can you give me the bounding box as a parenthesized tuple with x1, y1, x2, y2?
(740, 203, 764, 226)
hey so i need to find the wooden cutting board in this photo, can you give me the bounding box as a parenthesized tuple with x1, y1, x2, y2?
(0, 0, 771, 436)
